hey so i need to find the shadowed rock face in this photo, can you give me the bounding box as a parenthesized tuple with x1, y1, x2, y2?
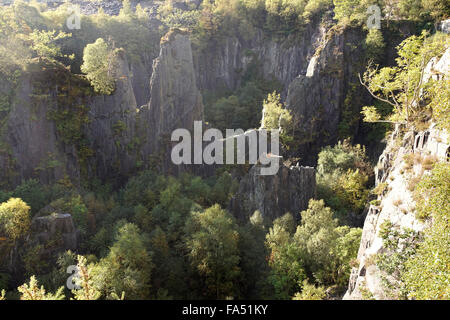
(193, 22, 324, 95)
(193, 21, 384, 165)
(0, 29, 203, 187)
(31, 213, 79, 252)
(1, 212, 79, 276)
(230, 163, 316, 222)
(142, 29, 204, 155)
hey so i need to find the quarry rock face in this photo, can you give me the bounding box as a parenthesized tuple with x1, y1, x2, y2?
(193, 19, 395, 165)
(0, 17, 413, 187)
(230, 163, 316, 222)
(142, 29, 204, 156)
(438, 19, 450, 34)
(31, 213, 79, 252)
(344, 49, 450, 300)
(0, 62, 85, 187)
(344, 125, 449, 299)
(86, 50, 140, 182)
(285, 26, 376, 164)
(0, 29, 203, 187)
(193, 21, 324, 95)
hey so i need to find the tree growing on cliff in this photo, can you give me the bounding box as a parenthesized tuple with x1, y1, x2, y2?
(360, 31, 448, 127)
(316, 140, 372, 221)
(261, 92, 294, 147)
(81, 38, 117, 95)
(28, 29, 74, 62)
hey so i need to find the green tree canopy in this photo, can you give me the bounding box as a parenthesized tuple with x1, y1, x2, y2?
(81, 38, 117, 95)
(185, 204, 240, 299)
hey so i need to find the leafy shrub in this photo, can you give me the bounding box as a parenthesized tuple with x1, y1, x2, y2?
(316, 140, 372, 222)
(0, 198, 31, 242)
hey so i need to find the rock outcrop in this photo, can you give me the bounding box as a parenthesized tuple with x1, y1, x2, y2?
(285, 26, 377, 164)
(0, 212, 79, 277)
(142, 29, 204, 155)
(193, 20, 413, 165)
(230, 163, 316, 222)
(86, 50, 141, 182)
(344, 124, 449, 299)
(31, 213, 79, 252)
(0, 61, 88, 187)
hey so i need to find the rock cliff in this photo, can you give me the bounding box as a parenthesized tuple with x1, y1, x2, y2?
(142, 29, 204, 156)
(344, 48, 450, 300)
(0, 28, 203, 187)
(230, 163, 316, 222)
(193, 20, 414, 164)
(193, 20, 325, 94)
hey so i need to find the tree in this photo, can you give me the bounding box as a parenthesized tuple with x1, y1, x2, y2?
(329, 226, 362, 287)
(28, 29, 73, 61)
(335, 169, 370, 212)
(265, 219, 306, 299)
(260, 92, 293, 147)
(0, 198, 31, 242)
(421, 0, 450, 20)
(261, 92, 292, 130)
(238, 210, 271, 299)
(81, 38, 117, 95)
(12, 179, 48, 215)
(294, 200, 339, 278)
(185, 204, 240, 299)
(209, 172, 238, 208)
(333, 0, 374, 25)
(316, 140, 372, 220)
(359, 31, 447, 125)
(427, 69, 450, 132)
(294, 200, 362, 286)
(365, 28, 385, 63)
(71, 255, 101, 300)
(18, 276, 65, 300)
(333, 0, 361, 24)
(91, 223, 153, 299)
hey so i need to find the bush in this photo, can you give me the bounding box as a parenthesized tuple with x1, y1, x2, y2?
(13, 179, 49, 215)
(292, 280, 326, 300)
(316, 140, 372, 221)
(0, 198, 31, 242)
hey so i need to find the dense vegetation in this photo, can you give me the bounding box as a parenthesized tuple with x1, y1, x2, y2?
(0, 0, 448, 300)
